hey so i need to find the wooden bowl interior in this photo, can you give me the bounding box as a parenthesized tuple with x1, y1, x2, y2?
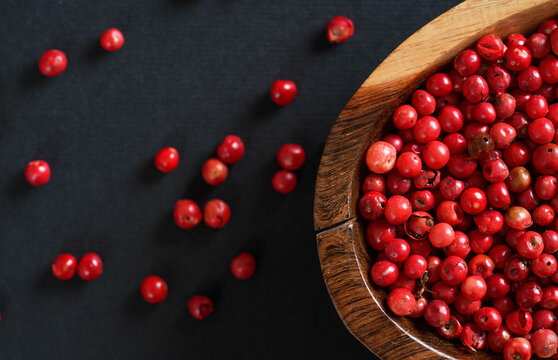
(315, 1, 558, 359)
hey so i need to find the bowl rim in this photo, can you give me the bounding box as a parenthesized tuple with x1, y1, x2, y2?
(314, 0, 558, 359)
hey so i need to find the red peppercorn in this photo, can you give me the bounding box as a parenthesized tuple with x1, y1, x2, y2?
(469, 230, 494, 254)
(494, 93, 517, 120)
(366, 141, 396, 174)
(403, 254, 427, 279)
(483, 159, 509, 183)
(217, 135, 245, 164)
(525, 94, 549, 119)
(438, 105, 464, 133)
(505, 206, 533, 230)
(277, 143, 306, 170)
(272, 170, 297, 194)
(270, 80, 297, 106)
(203, 199, 231, 228)
(154, 147, 179, 173)
(141, 276, 168, 304)
(548, 103, 558, 126)
(370, 260, 398, 286)
(535, 81, 556, 103)
(202, 158, 228, 186)
(100, 28, 125, 51)
(474, 210, 504, 235)
(436, 200, 464, 226)
(540, 19, 558, 36)
(533, 143, 558, 175)
(443, 133, 467, 155)
(504, 45, 532, 71)
(455, 295, 482, 316)
(517, 187, 540, 211)
(508, 33, 528, 47)
(439, 255, 468, 285)
(387, 288, 416, 316)
(486, 65, 512, 93)
(173, 199, 202, 229)
(504, 337, 533, 359)
(447, 154, 477, 179)
(230, 252, 256, 280)
(506, 166, 531, 193)
(424, 299, 451, 327)
(543, 230, 558, 254)
(25, 160, 51, 186)
(413, 116, 441, 143)
(516, 281, 543, 308)
(426, 73, 452, 96)
(449, 69, 467, 93)
(432, 282, 459, 304)
(531, 329, 558, 358)
(409, 296, 428, 319)
(532, 309, 557, 331)
(540, 55, 558, 83)
(541, 285, 558, 309)
(326, 16, 354, 44)
(52, 254, 77, 280)
(383, 134, 403, 153)
(405, 211, 434, 240)
(384, 195, 412, 225)
(366, 218, 396, 251)
(487, 325, 512, 353)
(188, 295, 213, 320)
(533, 204, 555, 226)
(535, 175, 558, 200)
(439, 177, 466, 200)
(444, 231, 471, 258)
(486, 182, 511, 209)
(461, 275, 487, 301)
(460, 187, 487, 215)
(38, 49, 67, 77)
(392, 105, 418, 130)
(476, 34, 505, 60)
(485, 273, 510, 298)
(474, 307, 502, 331)
(517, 66, 543, 92)
(389, 273, 416, 293)
(395, 152, 421, 178)
(454, 49, 481, 76)
(387, 171, 412, 195)
(463, 75, 489, 103)
(361, 174, 386, 193)
(411, 90, 436, 116)
(527, 32, 551, 59)
(428, 223, 455, 248)
(422, 141, 450, 169)
(473, 102, 496, 123)
(384, 238, 410, 262)
(552, 28, 558, 55)
(77, 253, 103, 281)
(503, 142, 530, 167)
(531, 253, 557, 278)
(517, 231, 544, 259)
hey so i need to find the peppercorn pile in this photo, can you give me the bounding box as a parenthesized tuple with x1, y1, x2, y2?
(364, 20, 558, 359)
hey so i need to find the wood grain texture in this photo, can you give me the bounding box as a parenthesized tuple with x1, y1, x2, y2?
(314, 0, 558, 358)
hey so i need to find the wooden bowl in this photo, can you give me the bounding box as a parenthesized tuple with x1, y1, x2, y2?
(314, 0, 558, 359)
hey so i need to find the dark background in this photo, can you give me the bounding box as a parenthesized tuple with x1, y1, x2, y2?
(0, 0, 461, 359)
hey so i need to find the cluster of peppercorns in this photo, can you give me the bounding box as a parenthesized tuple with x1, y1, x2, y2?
(362, 19, 558, 360)
(31, 15, 354, 322)
(41, 30, 123, 289)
